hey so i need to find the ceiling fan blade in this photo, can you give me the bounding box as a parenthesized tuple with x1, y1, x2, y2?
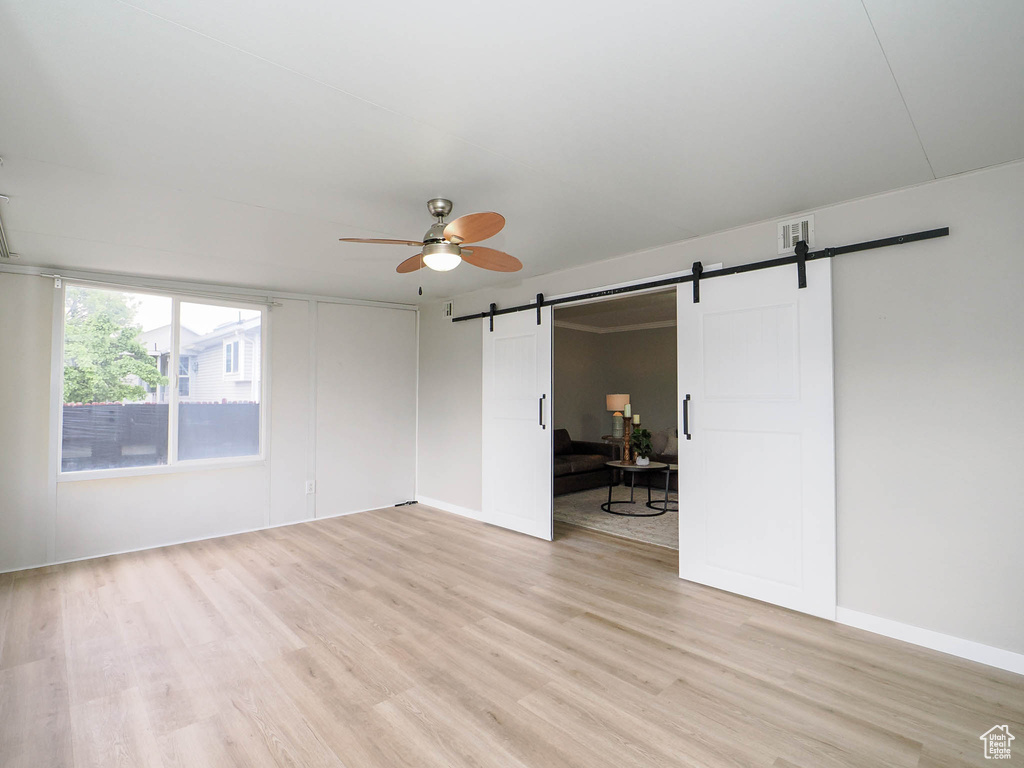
(396, 253, 426, 273)
(443, 212, 505, 244)
(339, 237, 422, 246)
(460, 246, 522, 272)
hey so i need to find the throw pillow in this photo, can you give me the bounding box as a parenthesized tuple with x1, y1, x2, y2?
(663, 435, 679, 457)
(651, 429, 670, 456)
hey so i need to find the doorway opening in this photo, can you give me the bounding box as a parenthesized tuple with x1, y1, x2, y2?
(551, 289, 679, 550)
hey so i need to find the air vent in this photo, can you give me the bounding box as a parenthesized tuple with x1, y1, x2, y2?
(777, 214, 815, 255)
(442, 301, 454, 319)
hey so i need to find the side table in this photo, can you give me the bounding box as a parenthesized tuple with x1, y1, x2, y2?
(602, 460, 670, 517)
(645, 464, 678, 512)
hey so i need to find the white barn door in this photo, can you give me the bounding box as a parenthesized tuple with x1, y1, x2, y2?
(481, 308, 553, 540)
(677, 260, 836, 618)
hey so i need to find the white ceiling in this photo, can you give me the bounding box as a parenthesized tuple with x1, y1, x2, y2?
(1, 0, 1022, 303)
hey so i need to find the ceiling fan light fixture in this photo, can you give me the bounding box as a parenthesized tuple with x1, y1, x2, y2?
(341, 199, 519, 274)
(422, 242, 462, 272)
(423, 252, 461, 271)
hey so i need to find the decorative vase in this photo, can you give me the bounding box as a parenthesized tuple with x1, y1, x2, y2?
(636, 456, 650, 466)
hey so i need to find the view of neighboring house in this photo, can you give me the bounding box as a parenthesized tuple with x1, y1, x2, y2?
(136, 316, 261, 403)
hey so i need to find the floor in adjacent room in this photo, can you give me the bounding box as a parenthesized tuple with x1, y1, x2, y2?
(1, 505, 1021, 768)
(554, 485, 679, 549)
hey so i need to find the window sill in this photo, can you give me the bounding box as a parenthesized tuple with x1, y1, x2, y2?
(57, 456, 266, 483)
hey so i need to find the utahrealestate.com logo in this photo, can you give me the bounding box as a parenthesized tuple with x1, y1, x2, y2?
(980, 725, 1015, 760)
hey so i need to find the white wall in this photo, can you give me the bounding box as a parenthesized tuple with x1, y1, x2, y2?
(0, 277, 419, 572)
(0, 274, 53, 570)
(417, 160, 1024, 657)
(416, 298, 482, 512)
(315, 303, 417, 514)
(54, 465, 269, 561)
(268, 299, 313, 526)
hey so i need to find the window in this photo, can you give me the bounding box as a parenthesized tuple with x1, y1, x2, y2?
(59, 284, 265, 475)
(178, 355, 191, 397)
(224, 340, 238, 375)
(223, 338, 244, 380)
(179, 302, 261, 461)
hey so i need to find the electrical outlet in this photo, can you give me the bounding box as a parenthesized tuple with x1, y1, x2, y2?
(305, 480, 315, 495)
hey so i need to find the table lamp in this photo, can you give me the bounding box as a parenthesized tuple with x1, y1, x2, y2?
(606, 394, 629, 438)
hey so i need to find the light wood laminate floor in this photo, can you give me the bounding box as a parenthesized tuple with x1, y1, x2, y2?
(1, 505, 1021, 767)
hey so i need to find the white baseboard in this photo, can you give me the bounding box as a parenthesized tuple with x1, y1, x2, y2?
(415, 496, 552, 540)
(836, 607, 1024, 676)
(415, 495, 484, 522)
(13, 499, 1019, 678)
(411, 502, 1024, 677)
(0, 503, 389, 576)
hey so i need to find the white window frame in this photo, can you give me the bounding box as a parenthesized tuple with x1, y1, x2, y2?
(54, 281, 269, 482)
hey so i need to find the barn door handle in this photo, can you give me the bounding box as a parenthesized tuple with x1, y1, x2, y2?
(682, 394, 691, 440)
(539, 394, 546, 429)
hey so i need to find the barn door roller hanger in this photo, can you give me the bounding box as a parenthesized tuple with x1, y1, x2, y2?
(462, 227, 948, 325)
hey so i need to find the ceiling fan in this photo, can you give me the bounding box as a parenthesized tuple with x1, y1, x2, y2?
(339, 198, 522, 274)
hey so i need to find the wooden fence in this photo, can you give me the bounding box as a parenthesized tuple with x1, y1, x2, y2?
(61, 402, 259, 471)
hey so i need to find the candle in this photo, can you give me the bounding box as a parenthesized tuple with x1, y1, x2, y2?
(633, 414, 640, 424)
(624, 403, 631, 417)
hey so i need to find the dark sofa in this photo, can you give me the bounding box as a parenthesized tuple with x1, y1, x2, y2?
(552, 429, 614, 496)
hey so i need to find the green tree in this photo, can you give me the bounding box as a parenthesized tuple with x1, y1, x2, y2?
(63, 287, 168, 403)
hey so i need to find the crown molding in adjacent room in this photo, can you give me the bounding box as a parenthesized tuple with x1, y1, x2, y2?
(553, 319, 677, 334)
